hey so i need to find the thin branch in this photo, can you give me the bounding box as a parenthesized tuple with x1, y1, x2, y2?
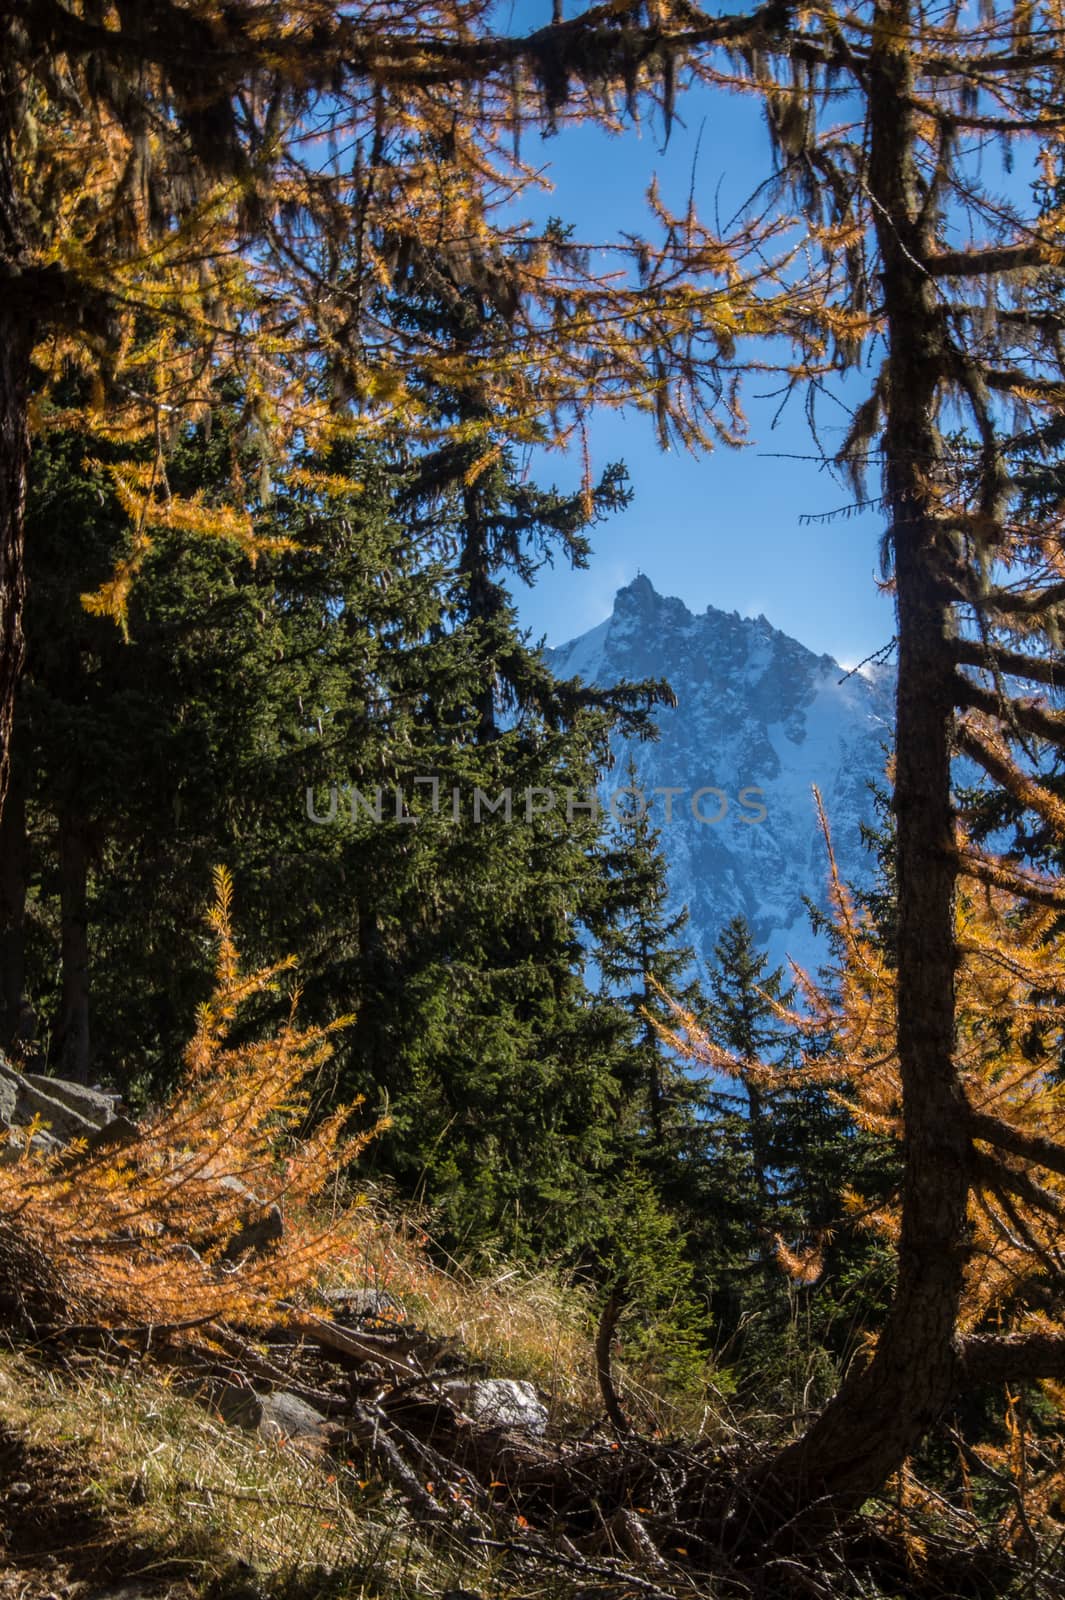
(595, 1283, 632, 1437)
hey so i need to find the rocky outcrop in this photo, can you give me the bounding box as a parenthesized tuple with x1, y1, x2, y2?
(0, 1054, 283, 1264)
(321, 1285, 407, 1328)
(0, 1051, 119, 1155)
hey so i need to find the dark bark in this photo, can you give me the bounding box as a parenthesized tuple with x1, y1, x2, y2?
(742, 2, 972, 1540)
(959, 1333, 1065, 1387)
(0, 16, 32, 823)
(50, 814, 91, 1084)
(0, 305, 31, 826)
(0, 737, 29, 1054)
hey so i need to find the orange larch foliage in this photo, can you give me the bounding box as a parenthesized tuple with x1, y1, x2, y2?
(0, 866, 383, 1335)
(657, 791, 1065, 1543)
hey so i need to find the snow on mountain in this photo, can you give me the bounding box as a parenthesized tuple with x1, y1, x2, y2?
(546, 575, 894, 979)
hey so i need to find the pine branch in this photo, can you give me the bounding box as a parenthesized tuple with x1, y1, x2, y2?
(955, 848, 1065, 911)
(954, 723, 1065, 834)
(955, 677, 1065, 751)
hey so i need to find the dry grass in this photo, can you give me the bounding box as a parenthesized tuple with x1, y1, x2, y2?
(327, 1204, 602, 1417)
(0, 1342, 508, 1600)
(319, 1200, 733, 1440)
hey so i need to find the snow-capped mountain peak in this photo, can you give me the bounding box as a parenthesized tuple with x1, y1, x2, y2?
(547, 577, 894, 976)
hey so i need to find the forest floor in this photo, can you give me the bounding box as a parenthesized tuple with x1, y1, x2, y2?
(0, 1284, 1049, 1600)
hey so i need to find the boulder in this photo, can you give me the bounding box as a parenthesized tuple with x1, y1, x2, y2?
(441, 1378, 548, 1436)
(0, 1065, 16, 1127)
(257, 1390, 333, 1446)
(208, 1382, 332, 1446)
(0, 1125, 64, 1165)
(189, 1378, 263, 1429)
(21, 1072, 120, 1126)
(0, 1054, 119, 1144)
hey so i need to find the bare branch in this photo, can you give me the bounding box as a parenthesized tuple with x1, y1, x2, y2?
(595, 1283, 632, 1437)
(959, 1332, 1065, 1387)
(970, 1111, 1065, 1183)
(951, 639, 1065, 692)
(972, 1151, 1065, 1226)
(956, 847, 1065, 909)
(927, 245, 1052, 278)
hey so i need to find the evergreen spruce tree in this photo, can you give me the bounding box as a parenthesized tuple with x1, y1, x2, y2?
(594, 757, 708, 1172)
(704, 917, 797, 1229)
(12, 366, 674, 1266)
(323, 265, 674, 1258)
(700, 914, 897, 1397)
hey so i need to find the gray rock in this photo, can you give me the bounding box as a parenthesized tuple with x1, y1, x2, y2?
(21, 1075, 119, 1126)
(0, 1056, 118, 1144)
(197, 1380, 331, 1446)
(257, 1390, 332, 1445)
(442, 1378, 548, 1436)
(21, 1073, 120, 1126)
(0, 1124, 64, 1165)
(0, 1063, 16, 1126)
(76, 1113, 140, 1160)
(186, 1378, 263, 1429)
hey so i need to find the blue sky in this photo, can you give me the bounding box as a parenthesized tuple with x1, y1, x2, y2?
(502, 7, 896, 667)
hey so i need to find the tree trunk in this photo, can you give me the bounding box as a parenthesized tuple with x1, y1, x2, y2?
(740, 0, 971, 1540)
(460, 486, 501, 742)
(50, 815, 91, 1084)
(0, 737, 30, 1055)
(745, 1078, 769, 1207)
(0, 305, 31, 825)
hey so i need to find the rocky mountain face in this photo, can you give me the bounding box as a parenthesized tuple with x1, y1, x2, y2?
(547, 575, 894, 978)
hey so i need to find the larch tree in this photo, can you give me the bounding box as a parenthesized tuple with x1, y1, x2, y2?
(463, 0, 1065, 1541)
(0, 0, 782, 813)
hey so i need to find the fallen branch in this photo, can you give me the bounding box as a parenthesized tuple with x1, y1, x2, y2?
(283, 1307, 434, 1380)
(469, 1533, 699, 1600)
(347, 1398, 454, 1525)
